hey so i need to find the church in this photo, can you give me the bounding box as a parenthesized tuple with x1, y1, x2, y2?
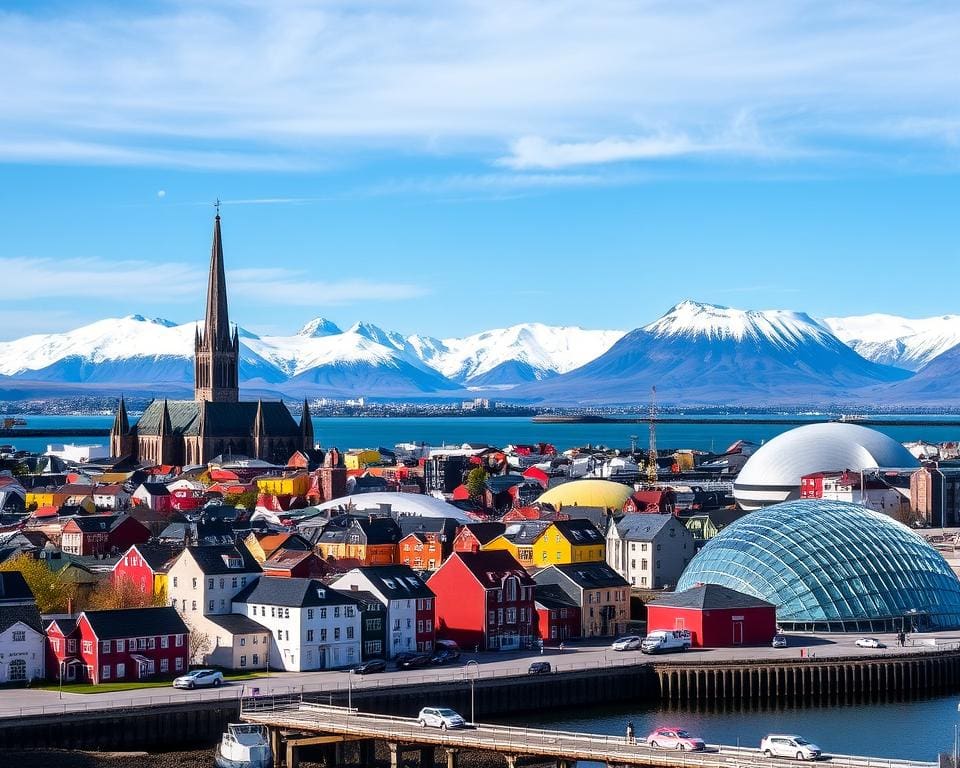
(110, 212, 313, 466)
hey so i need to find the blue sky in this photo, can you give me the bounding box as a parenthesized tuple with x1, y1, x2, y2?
(1, 0, 958, 340)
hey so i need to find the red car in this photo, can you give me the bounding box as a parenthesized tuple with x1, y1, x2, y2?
(646, 727, 705, 751)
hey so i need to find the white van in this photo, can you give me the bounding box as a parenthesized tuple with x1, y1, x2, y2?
(640, 629, 692, 654)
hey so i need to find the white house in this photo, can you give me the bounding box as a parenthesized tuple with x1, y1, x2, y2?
(0, 572, 45, 683)
(331, 565, 436, 657)
(93, 484, 132, 511)
(232, 577, 361, 671)
(605, 514, 694, 589)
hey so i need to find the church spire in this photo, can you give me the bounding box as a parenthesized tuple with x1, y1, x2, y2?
(194, 207, 239, 403)
(300, 399, 314, 447)
(111, 395, 129, 436)
(159, 399, 172, 436)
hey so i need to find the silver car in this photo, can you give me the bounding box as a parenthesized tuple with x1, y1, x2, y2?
(173, 668, 224, 689)
(611, 635, 642, 651)
(417, 707, 466, 729)
(760, 734, 822, 761)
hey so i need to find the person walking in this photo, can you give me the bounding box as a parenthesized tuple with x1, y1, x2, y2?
(626, 722, 635, 745)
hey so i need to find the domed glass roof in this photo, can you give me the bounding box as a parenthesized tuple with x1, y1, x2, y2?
(677, 499, 960, 632)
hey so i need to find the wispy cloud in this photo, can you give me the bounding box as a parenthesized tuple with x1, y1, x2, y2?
(0, 2, 956, 171)
(229, 268, 429, 306)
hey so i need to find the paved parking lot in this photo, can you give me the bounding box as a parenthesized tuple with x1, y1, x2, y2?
(2, 630, 957, 718)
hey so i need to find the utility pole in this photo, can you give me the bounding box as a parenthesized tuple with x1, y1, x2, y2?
(647, 386, 658, 484)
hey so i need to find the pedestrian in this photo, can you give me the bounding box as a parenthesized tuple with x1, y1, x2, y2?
(559, 642, 565, 652)
(626, 722, 635, 745)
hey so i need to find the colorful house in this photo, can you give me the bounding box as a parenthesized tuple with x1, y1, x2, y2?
(532, 519, 605, 567)
(46, 607, 189, 684)
(397, 516, 459, 571)
(131, 483, 173, 513)
(534, 583, 581, 644)
(243, 532, 312, 564)
(255, 471, 312, 497)
(60, 514, 151, 557)
(314, 515, 400, 566)
(481, 521, 550, 568)
(452, 522, 505, 554)
(533, 562, 630, 638)
(112, 543, 181, 600)
(646, 584, 777, 647)
(428, 551, 536, 652)
(262, 549, 330, 579)
(344, 450, 382, 471)
(0, 572, 45, 683)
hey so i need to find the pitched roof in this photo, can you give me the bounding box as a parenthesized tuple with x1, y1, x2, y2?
(337, 565, 434, 599)
(551, 518, 604, 544)
(255, 532, 310, 557)
(139, 483, 170, 496)
(534, 583, 580, 610)
(458, 522, 505, 545)
(614, 513, 678, 541)
(0, 571, 35, 604)
(319, 515, 401, 546)
(129, 543, 181, 572)
(446, 551, 535, 589)
(135, 399, 299, 438)
(68, 514, 123, 533)
(263, 548, 323, 571)
(398, 516, 459, 538)
(82, 606, 189, 639)
(543, 562, 630, 589)
(346, 589, 384, 610)
(233, 576, 358, 608)
(503, 521, 550, 545)
(205, 613, 270, 635)
(185, 545, 262, 575)
(648, 584, 776, 611)
(0, 603, 43, 633)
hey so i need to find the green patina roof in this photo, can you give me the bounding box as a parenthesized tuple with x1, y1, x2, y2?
(134, 399, 299, 438)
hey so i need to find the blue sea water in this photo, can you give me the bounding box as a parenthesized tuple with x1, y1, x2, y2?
(8, 414, 960, 455)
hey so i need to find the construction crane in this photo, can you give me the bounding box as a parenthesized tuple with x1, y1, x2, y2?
(647, 385, 658, 484)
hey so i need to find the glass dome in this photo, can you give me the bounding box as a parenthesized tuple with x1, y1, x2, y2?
(677, 499, 960, 632)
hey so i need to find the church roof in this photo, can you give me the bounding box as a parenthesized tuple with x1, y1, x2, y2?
(135, 399, 299, 438)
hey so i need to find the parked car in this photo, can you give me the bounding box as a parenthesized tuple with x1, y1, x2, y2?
(435, 639, 461, 657)
(396, 652, 431, 670)
(611, 635, 642, 651)
(772, 634, 788, 648)
(173, 669, 224, 689)
(417, 707, 466, 730)
(528, 661, 551, 675)
(430, 649, 459, 665)
(855, 637, 884, 649)
(646, 727, 705, 751)
(352, 659, 387, 675)
(760, 734, 822, 761)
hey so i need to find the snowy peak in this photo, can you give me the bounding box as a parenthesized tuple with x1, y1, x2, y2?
(822, 313, 960, 371)
(297, 317, 342, 338)
(646, 300, 829, 348)
(123, 314, 178, 328)
(346, 321, 405, 350)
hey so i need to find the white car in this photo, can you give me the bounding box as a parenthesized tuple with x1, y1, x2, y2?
(855, 637, 884, 649)
(772, 634, 788, 649)
(611, 635, 642, 651)
(173, 669, 224, 689)
(760, 734, 822, 761)
(417, 707, 466, 730)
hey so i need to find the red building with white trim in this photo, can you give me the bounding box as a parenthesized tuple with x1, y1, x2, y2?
(428, 551, 536, 652)
(646, 584, 776, 648)
(46, 607, 189, 684)
(60, 514, 150, 556)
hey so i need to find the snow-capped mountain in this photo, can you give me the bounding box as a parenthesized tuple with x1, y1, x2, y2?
(821, 313, 960, 371)
(521, 301, 911, 405)
(427, 323, 625, 385)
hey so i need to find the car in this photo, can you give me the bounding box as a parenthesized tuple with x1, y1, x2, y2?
(772, 634, 788, 649)
(611, 635, 642, 651)
(172, 669, 224, 689)
(430, 649, 459, 665)
(352, 659, 387, 675)
(435, 639, 461, 656)
(855, 637, 884, 649)
(528, 661, 551, 675)
(760, 734, 822, 761)
(417, 707, 466, 730)
(646, 727, 705, 752)
(396, 653, 431, 670)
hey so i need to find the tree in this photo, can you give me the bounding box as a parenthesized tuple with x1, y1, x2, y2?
(0, 555, 77, 614)
(189, 630, 212, 664)
(465, 466, 489, 502)
(230, 490, 259, 510)
(84, 575, 165, 611)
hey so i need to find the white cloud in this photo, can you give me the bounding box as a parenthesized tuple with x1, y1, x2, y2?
(229, 268, 429, 306)
(0, 2, 957, 170)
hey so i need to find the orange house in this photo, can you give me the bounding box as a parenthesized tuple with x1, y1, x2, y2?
(314, 515, 401, 566)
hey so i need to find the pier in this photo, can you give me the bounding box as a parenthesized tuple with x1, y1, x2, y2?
(241, 699, 934, 768)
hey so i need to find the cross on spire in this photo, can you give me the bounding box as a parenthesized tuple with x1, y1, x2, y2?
(214, 197, 221, 216)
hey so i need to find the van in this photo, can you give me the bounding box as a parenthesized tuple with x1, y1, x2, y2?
(640, 629, 692, 654)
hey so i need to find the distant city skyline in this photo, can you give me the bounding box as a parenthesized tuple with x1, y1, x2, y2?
(1, 1, 958, 339)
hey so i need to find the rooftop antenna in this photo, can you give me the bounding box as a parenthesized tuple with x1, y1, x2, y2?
(647, 386, 658, 485)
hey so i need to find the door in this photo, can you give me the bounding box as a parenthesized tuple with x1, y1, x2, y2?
(674, 617, 685, 630)
(732, 621, 744, 645)
(66, 663, 76, 681)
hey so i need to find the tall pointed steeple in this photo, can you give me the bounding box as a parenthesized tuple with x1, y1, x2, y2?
(159, 399, 172, 436)
(194, 207, 239, 403)
(300, 399, 314, 448)
(111, 395, 129, 436)
(109, 395, 132, 457)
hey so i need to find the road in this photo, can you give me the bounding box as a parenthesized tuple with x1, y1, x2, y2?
(1, 631, 956, 719)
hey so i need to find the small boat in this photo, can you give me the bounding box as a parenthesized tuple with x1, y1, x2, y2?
(215, 724, 273, 768)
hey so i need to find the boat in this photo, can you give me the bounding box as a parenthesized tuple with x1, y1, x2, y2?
(214, 724, 273, 768)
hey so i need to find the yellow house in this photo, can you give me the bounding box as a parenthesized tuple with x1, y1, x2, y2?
(255, 472, 311, 496)
(344, 449, 381, 470)
(26, 489, 71, 509)
(533, 520, 606, 567)
(481, 522, 550, 569)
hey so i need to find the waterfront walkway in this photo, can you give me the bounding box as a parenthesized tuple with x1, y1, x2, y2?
(241, 699, 935, 768)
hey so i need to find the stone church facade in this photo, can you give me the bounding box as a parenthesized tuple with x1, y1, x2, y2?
(110, 213, 313, 466)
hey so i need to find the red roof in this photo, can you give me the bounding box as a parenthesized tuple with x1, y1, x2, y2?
(448, 551, 535, 589)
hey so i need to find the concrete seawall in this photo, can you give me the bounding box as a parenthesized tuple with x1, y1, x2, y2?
(3, 652, 958, 752)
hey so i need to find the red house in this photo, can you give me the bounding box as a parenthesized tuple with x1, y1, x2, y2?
(112, 543, 181, 598)
(46, 607, 190, 684)
(452, 523, 505, 554)
(262, 549, 331, 579)
(60, 514, 150, 556)
(623, 489, 676, 515)
(534, 583, 581, 644)
(428, 551, 536, 652)
(646, 584, 777, 648)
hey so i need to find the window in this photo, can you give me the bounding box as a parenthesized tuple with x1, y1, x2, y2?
(208, 600, 215, 611)
(284, 608, 290, 619)
(192, 600, 197, 611)
(334, 627, 340, 640)
(51, 639, 60, 653)
(239, 637, 246, 646)
(506, 608, 517, 623)
(271, 607, 275, 617)
(208, 578, 214, 589)
(364, 640, 382, 655)
(334, 607, 340, 618)
(139, 638, 148, 650)
(161, 636, 169, 649)
(252, 654, 259, 665)
(117, 662, 126, 677)
(102, 665, 111, 680)
(346, 626, 354, 639)
(320, 608, 327, 619)
(345, 606, 355, 617)
(115, 639, 125, 652)
(173, 577, 178, 588)
(240, 655, 247, 667)
(276, 629, 282, 640)
(488, 611, 495, 625)
(68, 639, 77, 653)
(307, 630, 314, 641)
(321, 628, 327, 641)
(656, 544, 662, 552)
(192, 577, 197, 589)
(82, 641, 93, 654)
(176, 634, 184, 647)
(175, 658, 184, 671)
(232, 577, 238, 589)
(406, 618, 412, 629)
(220, 599, 225, 610)
(12, 631, 26, 643)
(241, 577, 247, 587)
(160, 658, 169, 672)
(307, 609, 314, 620)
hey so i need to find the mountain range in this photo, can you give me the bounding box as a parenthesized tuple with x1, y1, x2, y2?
(3, 302, 960, 406)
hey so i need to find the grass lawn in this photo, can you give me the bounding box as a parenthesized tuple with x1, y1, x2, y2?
(35, 671, 266, 695)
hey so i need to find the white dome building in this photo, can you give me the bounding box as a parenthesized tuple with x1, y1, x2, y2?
(310, 492, 474, 522)
(733, 422, 919, 511)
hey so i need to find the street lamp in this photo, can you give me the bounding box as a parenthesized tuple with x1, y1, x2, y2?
(58, 659, 65, 700)
(464, 660, 479, 724)
(346, 669, 353, 713)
